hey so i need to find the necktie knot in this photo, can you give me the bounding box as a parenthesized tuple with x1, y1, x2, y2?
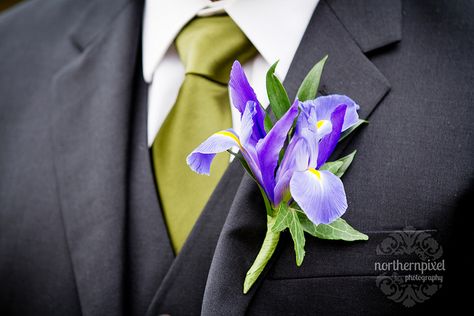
(175, 15, 257, 84)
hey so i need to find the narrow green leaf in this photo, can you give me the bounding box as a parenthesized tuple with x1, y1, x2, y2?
(264, 113, 274, 132)
(339, 119, 368, 142)
(334, 150, 356, 177)
(320, 160, 344, 175)
(320, 150, 357, 178)
(244, 216, 281, 294)
(288, 209, 306, 266)
(272, 203, 291, 232)
(271, 205, 306, 265)
(297, 55, 328, 102)
(266, 61, 291, 119)
(296, 212, 368, 241)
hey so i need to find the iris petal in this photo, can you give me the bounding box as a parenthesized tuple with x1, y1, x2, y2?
(290, 169, 348, 225)
(316, 119, 332, 139)
(317, 104, 346, 168)
(256, 100, 299, 203)
(252, 103, 267, 142)
(229, 61, 259, 115)
(274, 137, 313, 204)
(302, 94, 359, 131)
(186, 129, 240, 175)
(240, 101, 256, 148)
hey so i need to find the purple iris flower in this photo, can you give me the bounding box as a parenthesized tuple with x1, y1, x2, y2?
(187, 61, 360, 226)
(187, 61, 298, 204)
(274, 101, 358, 225)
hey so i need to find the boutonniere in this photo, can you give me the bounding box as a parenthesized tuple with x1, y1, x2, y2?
(187, 56, 368, 293)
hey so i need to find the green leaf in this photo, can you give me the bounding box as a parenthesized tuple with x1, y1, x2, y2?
(264, 113, 274, 132)
(272, 203, 291, 232)
(319, 160, 344, 175)
(266, 61, 291, 120)
(271, 205, 306, 266)
(297, 55, 328, 102)
(288, 209, 306, 266)
(339, 119, 368, 142)
(244, 216, 280, 294)
(320, 150, 357, 178)
(296, 211, 369, 241)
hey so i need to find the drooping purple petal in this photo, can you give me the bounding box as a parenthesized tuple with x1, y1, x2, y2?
(229, 61, 259, 115)
(256, 100, 299, 203)
(187, 129, 240, 175)
(316, 104, 346, 168)
(290, 169, 348, 225)
(302, 94, 359, 131)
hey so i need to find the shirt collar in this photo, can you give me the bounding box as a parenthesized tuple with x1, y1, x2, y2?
(142, 0, 320, 83)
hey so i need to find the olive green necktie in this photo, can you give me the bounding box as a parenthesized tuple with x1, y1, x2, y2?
(152, 15, 257, 254)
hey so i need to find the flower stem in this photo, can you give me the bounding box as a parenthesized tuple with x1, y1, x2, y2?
(243, 215, 280, 294)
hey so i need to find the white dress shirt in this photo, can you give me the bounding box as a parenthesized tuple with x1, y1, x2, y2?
(143, 0, 320, 146)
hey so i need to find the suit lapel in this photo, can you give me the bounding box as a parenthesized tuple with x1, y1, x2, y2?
(284, 0, 398, 119)
(49, 0, 401, 314)
(50, 1, 144, 315)
(202, 0, 401, 314)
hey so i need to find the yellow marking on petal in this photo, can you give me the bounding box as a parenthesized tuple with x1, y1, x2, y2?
(316, 120, 328, 129)
(309, 168, 321, 180)
(216, 131, 242, 148)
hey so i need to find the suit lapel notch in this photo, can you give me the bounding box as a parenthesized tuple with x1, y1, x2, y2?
(69, 0, 135, 52)
(327, 0, 402, 54)
(285, 0, 400, 120)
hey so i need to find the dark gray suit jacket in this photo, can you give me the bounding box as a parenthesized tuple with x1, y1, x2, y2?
(1, 0, 472, 315)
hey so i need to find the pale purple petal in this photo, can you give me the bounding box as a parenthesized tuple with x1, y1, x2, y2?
(238, 100, 264, 184)
(290, 169, 348, 225)
(256, 100, 299, 203)
(303, 94, 359, 131)
(187, 129, 240, 175)
(239, 100, 266, 147)
(295, 102, 317, 135)
(317, 104, 346, 168)
(274, 131, 318, 204)
(274, 118, 319, 205)
(274, 137, 303, 204)
(229, 61, 259, 115)
(240, 101, 256, 148)
(316, 119, 332, 139)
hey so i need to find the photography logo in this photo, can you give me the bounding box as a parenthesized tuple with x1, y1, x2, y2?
(374, 227, 445, 307)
